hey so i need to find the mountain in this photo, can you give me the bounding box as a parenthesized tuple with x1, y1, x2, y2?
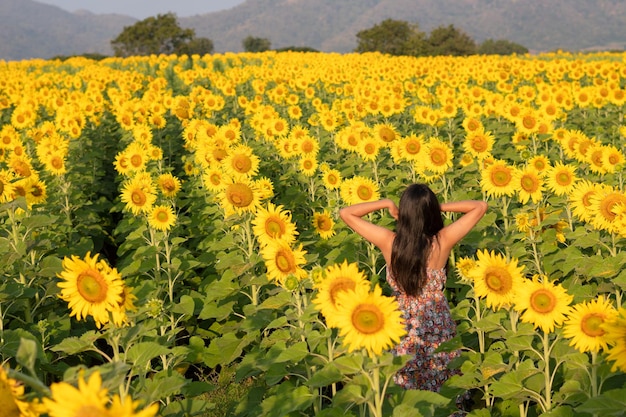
(1, 0, 625, 61)
(0, 0, 136, 60)
(182, 0, 626, 54)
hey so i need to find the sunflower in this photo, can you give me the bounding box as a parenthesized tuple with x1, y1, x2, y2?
(42, 151, 67, 176)
(516, 166, 544, 204)
(312, 260, 371, 327)
(544, 161, 578, 196)
(603, 308, 626, 372)
(260, 241, 307, 282)
(480, 159, 517, 198)
(515, 212, 531, 232)
(602, 145, 625, 173)
(334, 284, 406, 356)
(14, 176, 47, 208)
(252, 203, 298, 247)
(470, 249, 525, 310)
(513, 277, 573, 333)
(423, 138, 453, 175)
(588, 188, 626, 233)
(462, 116, 484, 133)
(568, 180, 605, 223)
(357, 136, 384, 162)
(0, 365, 35, 417)
(340, 176, 380, 205)
(454, 256, 476, 284)
(148, 205, 177, 232)
(57, 252, 124, 328)
(372, 123, 398, 143)
(44, 371, 153, 417)
(321, 168, 342, 190)
(157, 173, 181, 197)
(395, 134, 425, 162)
(120, 173, 157, 216)
(297, 135, 319, 156)
(111, 285, 138, 327)
(202, 167, 227, 193)
(298, 155, 318, 177)
(312, 211, 335, 239)
(528, 154, 551, 172)
(563, 296, 618, 353)
(221, 145, 260, 179)
(124, 141, 148, 173)
(254, 177, 275, 200)
(217, 177, 260, 217)
(0, 169, 15, 203)
(463, 128, 494, 159)
(108, 394, 159, 417)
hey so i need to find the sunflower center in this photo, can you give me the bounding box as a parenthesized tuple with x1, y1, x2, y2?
(275, 249, 295, 273)
(130, 154, 143, 167)
(302, 159, 314, 169)
(326, 174, 339, 185)
(351, 304, 384, 334)
(470, 135, 488, 152)
(226, 183, 254, 208)
(533, 159, 546, 170)
(301, 140, 315, 153)
(484, 267, 512, 294)
(405, 140, 421, 155)
(232, 155, 252, 173)
(77, 270, 108, 303)
(316, 216, 332, 231)
(131, 189, 147, 206)
(364, 143, 376, 155)
(530, 289, 556, 313)
(491, 166, 512, 187)
(329, 278, 356, 306)
(357, 185, 373, 201)
(521, 175, 539, 192)
(378, 127, 395, 142)
(522, 115, 536, 130)
(265, 217, 285, 237)
(51, 156, 64, 169)
(556, 171, 573, 186)
(580, 313, 606, 337)
(156, 209, 170, 223)
(430, 149, 447, 166)
(209, 173, 222, 186)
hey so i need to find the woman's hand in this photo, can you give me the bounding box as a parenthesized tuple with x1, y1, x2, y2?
(388, 200, 399, 220)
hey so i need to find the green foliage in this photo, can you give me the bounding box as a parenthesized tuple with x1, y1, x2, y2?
(424, 24, 477, 56)
(111, 13, 198, 57)
(479, 39, 529, 55)
(354, 19, 426, 56)
(242, 36, 272, 53)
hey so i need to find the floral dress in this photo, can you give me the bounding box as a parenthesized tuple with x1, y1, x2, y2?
(386, 266, 461, 391)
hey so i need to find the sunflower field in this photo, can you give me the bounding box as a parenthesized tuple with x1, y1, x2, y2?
(1, 50, 626, 417)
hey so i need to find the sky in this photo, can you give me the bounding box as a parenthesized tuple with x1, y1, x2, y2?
(34, 0, 247, 19)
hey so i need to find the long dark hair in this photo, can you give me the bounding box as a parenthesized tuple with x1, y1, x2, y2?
(390, 184, 444, 296)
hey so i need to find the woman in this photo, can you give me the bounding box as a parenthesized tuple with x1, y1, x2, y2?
(339, 183, 487, 391)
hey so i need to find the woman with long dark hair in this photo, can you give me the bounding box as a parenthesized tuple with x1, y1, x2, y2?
(339, 183, 487, 391)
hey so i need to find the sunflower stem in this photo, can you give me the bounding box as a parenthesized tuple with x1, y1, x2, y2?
(542, 330, 553, 412)
(590, 350, 599, 398)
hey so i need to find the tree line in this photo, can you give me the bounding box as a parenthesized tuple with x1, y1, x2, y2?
(109, 13, 528, 58)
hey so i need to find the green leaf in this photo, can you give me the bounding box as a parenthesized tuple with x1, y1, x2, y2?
(274, 341, 309, 363)
(203, 332, 257, 368)
(198, 300, 235, 320)
(307, 362, 344, 387)
(50, 331, 101, 355)
(541, 405, 574, 417)
(260, 383, 314, 417)
(161, 399, 210, 417)
(576, 388, 626, 416)
(126, 342, 171, 369)
(16, 338, 38, 374)
(141, 369, 188, 404)
(333, 354, 364, 374)
(171, 294, 196, 316)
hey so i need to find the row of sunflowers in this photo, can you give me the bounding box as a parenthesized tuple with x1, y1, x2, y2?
(1, 50, 626, 416)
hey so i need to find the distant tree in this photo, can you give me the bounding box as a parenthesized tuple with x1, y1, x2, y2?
(111, 13, 196, 57)
(354, 18, 426, 56)
(179, 37, 215, 56)
(275, 46, 319, 53)
(425, 24, 477, 56)
(478, 38, 528, 55)
(243, 36, 271, 52)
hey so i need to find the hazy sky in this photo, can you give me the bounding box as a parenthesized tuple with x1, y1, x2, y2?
(35, 0, 246, 19)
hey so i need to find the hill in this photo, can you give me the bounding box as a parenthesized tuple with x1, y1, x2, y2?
(182, 0, 626, 53)
(1, 0, 625, 61)
(0, 0, 136, 60)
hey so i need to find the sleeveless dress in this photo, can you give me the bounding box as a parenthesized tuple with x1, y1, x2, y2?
(386, 266, 461, 391)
